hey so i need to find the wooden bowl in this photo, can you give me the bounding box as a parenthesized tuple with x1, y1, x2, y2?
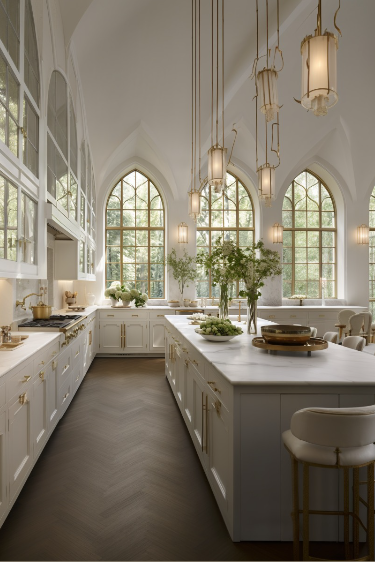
(261, 324, 312, 345)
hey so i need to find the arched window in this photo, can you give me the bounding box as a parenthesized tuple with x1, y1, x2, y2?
(196, 171, 254, 298)
(24, 0, 40, 105)
(105, 170, 165, 298)
(282, 170, 336, 299)
(0, 0, 20, 68)
(369, 188, 375, 314)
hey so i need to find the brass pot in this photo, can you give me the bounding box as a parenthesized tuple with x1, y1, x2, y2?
(261, 324, 312, 345)
(31, 304, 52, 320)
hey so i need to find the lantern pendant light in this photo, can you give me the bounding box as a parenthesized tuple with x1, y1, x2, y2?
(253, 0, 282, 206)
(299, 0, 341, 116)
(188, 0, 202, 222)
(207, 0, 226, 192)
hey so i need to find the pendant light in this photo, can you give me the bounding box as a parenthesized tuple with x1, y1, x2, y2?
(188, 0, 201, 221)
(298, 0, 341, 116)
(207, 0, 226, 192)
(253, 0, 283, 206)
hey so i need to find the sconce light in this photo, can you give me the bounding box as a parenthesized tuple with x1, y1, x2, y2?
(178, 222, 188, 244)
(357, 224, 369, 245)
(272, 223, 284, 244)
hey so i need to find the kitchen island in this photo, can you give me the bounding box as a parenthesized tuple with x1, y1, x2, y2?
(164, 315, 375, 542)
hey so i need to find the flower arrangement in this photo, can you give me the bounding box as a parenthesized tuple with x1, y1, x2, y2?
(166, 248, 199, 303)
(196, 317, 243, 337)
(104, 282, 148, 307)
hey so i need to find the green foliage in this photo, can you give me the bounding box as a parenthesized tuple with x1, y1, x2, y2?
(196, 317, 243, 336)
(166, 248, 199, 297)
(196, 238, 237, 287)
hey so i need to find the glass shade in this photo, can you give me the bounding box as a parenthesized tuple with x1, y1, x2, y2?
(208, 145, 227, 190)
(258, 164, 275, 202)
(188, 190, 201, 221)
(301, 33, 338, 116)
(357, 224, 369, 245)
(272, 222, 283, 244)
(257, 69, 279, 123)
(178, 222, 188, 244)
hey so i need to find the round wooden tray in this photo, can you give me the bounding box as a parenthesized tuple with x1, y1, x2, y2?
(252, 337, 328, 356)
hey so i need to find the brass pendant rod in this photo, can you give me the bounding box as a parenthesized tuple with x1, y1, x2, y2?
(266, 0, 269, 67)
(211, 0, 214, 147)
(255, 0, 258, 171)
(216, 0, 219, 145)
(277, 0, 279, 48)
(191, 0, 194, 192)
(194, 0, 197, 191)
(317, 0, 321, 36)
(222, 0, 224, 149)
(198, 0, 201, 183)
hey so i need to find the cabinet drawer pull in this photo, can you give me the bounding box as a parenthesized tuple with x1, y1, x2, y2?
(89, 330, 92, 346)
(52, 351, 58, 356)
(290, 315, 296, 318)
(157, 314, 165, 317)
(39, 371, 45, 380)
(19, 392, 28, 405)
(22, 375, 31, 383)
(62, 392, 70, 403)
(192, 359, 198, 366)
(182, 347, 188, 352)
(269, 315, 275, 319)
(319, 314, 325, 317)
(75, 350, 80, 357)
(208, 381, 221, 394)
(132, 314, 138, 317)
(40, 360, 45, 365)
(214, 399, 222, 416)
(52, 360, 57, 370)
(107, 314, 115, 317)
(185, 359, 189, 367)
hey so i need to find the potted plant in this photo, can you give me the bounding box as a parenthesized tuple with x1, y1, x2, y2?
(129, 289, 149, 308)
(104, 282, 133, 307)
(166, 248, 199, 305)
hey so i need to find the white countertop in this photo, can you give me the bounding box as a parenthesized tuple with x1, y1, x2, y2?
(0, 332, 62, 379)
(165, 315, 375, 387)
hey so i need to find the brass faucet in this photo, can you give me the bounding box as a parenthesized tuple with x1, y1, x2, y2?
(16, 292, 44, 310)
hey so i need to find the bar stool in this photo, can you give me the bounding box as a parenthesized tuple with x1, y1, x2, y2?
(282, 405, 375, 561)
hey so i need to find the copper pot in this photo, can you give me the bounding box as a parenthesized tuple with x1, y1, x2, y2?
(31, 303, 52, 320)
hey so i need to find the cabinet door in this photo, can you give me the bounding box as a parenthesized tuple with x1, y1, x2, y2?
(82, 330, 89, 375)
(32, 368, 48, 458)
(191, 368, 206, 463)
(8, 390, 33, 502)
(149, 319, 165, 352)
(47, 358, 59, 429)
(174, 346, 184, 409)
(99, 321, 122, 353)
(87, 322, 95, 365)
(183, 359, 194, 429)
(207, 389, 230, 513)
(124, 321, 148, 352)
(0, 411, 7, 522)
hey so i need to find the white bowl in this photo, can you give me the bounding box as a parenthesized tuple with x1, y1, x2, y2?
(168, 303, 180, 308)
(195, 329, 239, 342)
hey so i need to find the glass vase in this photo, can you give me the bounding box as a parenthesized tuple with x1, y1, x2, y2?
(247, 299, 258, 335)
(219, 284, 229, 319)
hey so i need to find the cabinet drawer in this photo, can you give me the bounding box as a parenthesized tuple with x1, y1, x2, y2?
(188, 347, 205, 380)
(99, 309, 149, 320)
(33, 340, 60, 374)
(7, 363, 33, 404)
(206, 367, 232, 412)
(308, 311, 337, 321)
(56, 348, 72, 387)
(149, 310, 173, 319)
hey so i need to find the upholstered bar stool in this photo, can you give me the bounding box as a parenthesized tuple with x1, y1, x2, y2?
(283, 406, 375, 561)
(323, 331, 338, 344)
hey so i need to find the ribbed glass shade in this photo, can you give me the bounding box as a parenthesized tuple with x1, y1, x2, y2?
(178, 222, 188, 244)
(258, 164, 275, 202)
(272, 223, 284, 244)
(188, 190, 201, 221)
(208, 145, 227, 190)
(357, 224, 369, 245)
(301, 33, 338, 116)
(257, 69, 279, 123)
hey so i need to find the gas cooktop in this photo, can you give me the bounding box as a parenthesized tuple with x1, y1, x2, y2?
(19, 314, 82, 330)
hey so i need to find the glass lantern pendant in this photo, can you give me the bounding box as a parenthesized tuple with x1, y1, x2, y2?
(257, 163, 275, 204)
(257, 69, 280, 123)
(188, 190, 201, 221)
(300, 0, 339, 116)
(208, 145, 227, 192)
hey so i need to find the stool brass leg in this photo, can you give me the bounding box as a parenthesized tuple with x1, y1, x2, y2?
(353, 467, 360, 559)
(367, 463, 374, 561)
(291, 456, 300, 561)
(344, 467, 350, 560)
(303, 463, 309, 561)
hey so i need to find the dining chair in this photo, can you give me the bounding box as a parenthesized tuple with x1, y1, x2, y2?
(323, 332, 338, 344)
(342, 336, 366, 351)
(348, 313, 372, 345)
(335, 309, 355, 341)
(310, 327, 317, 338)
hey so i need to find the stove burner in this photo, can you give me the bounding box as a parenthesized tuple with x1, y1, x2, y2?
(19, 314, 82, 329)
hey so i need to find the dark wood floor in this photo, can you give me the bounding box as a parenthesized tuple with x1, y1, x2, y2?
(0, 357, 295, 561)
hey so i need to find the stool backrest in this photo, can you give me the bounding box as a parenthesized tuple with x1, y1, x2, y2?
(323, 331, 338, 343)
(291, 405, 375, 448)
(362, 311, 373, 333)
(337, 309, 355, 328)
(310, 327, 318, 338)
(342, 335, 366, 351)
(349, 313, 366, 336)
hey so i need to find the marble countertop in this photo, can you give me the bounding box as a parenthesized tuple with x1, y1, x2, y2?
(165, 315, 375, 387)
(0, 332, 62, 379)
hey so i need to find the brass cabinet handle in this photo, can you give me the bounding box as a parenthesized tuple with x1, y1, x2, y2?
(132, 314, 138, 317)
(121, 324, 123, 348)
(61, 341, 67, 347)
(192, 359, 198, 366)
(52, 351, 58, 356)
(201, 393, 204, 452)
(290, 315, 296, 318)
(19, 392, 28, 405)
(319, 314, 325, 317)
(269, 315, 275, 319)
(39, 371, 45, 381)
(107, 314, 114, 317)
(208, 381, 221, 394)
(184, 359, 189, 367)
(89, 330, 92, 346)
(123, 324, 126, 348)
(157, 314, 165, 317)
(52, 360, 57, 370)
(40, 360, 45, 365)
(75, 350, 79, 357)
(182, 347, 188, 352)
(62, 392, 70, 403)
(203, 394, 208, 453)
(22, 375, 31, 383)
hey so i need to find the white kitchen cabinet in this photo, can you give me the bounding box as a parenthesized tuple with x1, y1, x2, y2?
(124, 321, 148, 352)
(31, 367, 48, 458)
(149, 319, 165, 352)
(190, 363, 206, 462)
(99, 319, 148, 353)
(173, 344, 184, 408)
(47, 359, 59, 430)
(8, 387, 33, 502)
(0, 411, 7, 523)
(99, 320, 122, 353)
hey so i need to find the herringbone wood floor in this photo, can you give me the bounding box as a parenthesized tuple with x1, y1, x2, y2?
(0, 357, 296, 561)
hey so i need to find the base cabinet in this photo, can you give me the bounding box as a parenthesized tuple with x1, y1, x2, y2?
(99, 320, 148, 353)
(0, 411, 7, 522)
(31, 368, 48, 458)
(149, 320, 165, 352)
(8, 390, 33, 502)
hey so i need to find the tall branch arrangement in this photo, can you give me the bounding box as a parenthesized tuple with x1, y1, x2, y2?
(166, 248, 199, 300)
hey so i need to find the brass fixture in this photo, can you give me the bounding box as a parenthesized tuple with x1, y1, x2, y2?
(16, 291, 44, 310)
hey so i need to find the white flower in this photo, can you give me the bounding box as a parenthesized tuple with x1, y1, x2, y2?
(121, 292, 131, 301)
(222, 241, 233, 256)
(104, 289, 110, 297)
(130, 289, 139, 298)
(141, 293, 148, 301)
(115, 290, 122, 299)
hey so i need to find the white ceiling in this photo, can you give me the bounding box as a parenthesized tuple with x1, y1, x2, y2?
(58, 0, 375, 202)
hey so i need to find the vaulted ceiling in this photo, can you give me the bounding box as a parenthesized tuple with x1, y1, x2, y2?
(58, 0, 375, 202)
